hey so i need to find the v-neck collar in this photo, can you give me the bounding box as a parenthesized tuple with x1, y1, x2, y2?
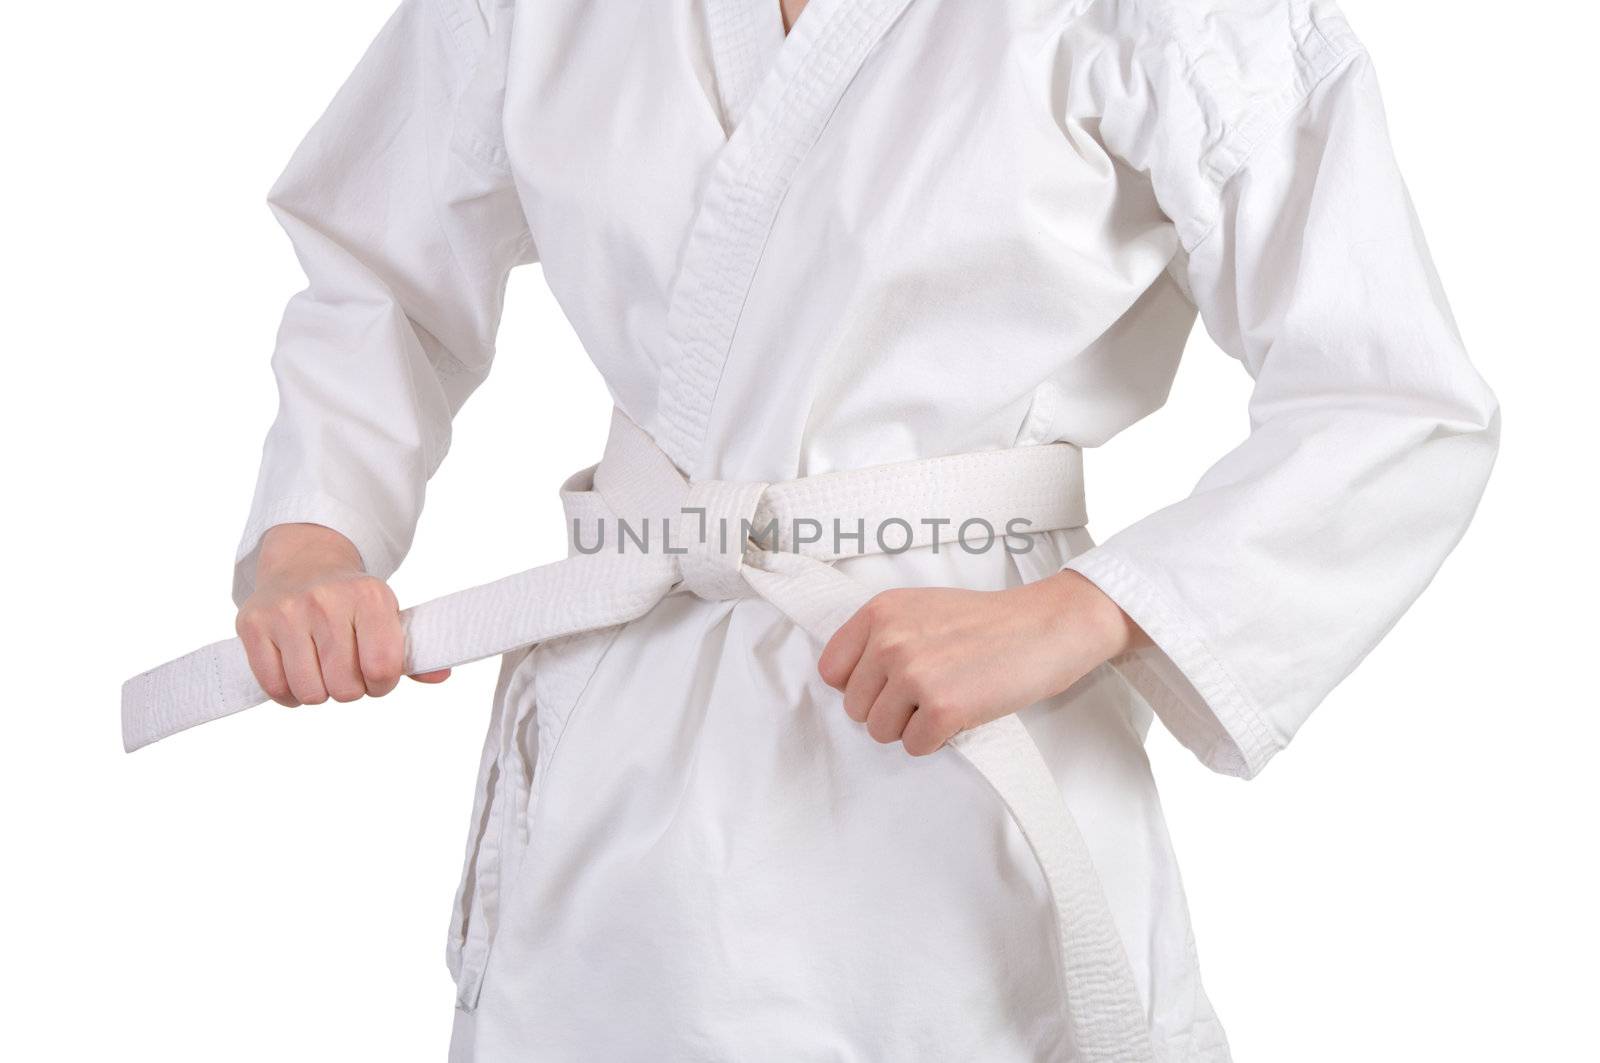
(660, 0, 916, 476)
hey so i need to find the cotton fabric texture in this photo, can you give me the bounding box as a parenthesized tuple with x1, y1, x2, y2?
(230, 0, 1498, 1059)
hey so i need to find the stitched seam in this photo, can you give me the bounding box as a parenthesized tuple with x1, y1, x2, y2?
(455, 125, 510, 172)
(1206, 25, 1362, 188)
(1073, 548, 1282, 773)
(208, 647, 223, 728)
(659, 0, 913, 472)
(1186, 41, 1366, 253)
(428, 0, 483, 64)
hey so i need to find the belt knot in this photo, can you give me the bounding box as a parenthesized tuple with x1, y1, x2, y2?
(677, 479, 771, 601)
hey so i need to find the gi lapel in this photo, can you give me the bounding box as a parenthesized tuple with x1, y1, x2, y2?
(703, 0, 787, 133)
(659, 0, 918, 476)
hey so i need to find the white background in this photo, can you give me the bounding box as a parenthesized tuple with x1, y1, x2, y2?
(2, 2, 1595, 1059)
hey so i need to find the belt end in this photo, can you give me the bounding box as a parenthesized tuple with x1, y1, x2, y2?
(120, 638, 264, 753)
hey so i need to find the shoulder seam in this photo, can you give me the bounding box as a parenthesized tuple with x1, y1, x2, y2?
(1186, 34, 1367, 252)
(1203, 13, 1365, 190)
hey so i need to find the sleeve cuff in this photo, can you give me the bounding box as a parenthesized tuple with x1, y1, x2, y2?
(232, 492, 404, 607)
(1065, 547, 1284, 779)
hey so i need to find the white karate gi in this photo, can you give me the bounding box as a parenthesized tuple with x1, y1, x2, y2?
(223, 0, 1499, 1058)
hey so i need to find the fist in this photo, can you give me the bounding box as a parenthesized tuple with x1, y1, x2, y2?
(235, 523, 449, 707)
(816, 571, 1142, 756)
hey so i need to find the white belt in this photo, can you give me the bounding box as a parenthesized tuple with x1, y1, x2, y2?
(121, 410, 1155, 1061)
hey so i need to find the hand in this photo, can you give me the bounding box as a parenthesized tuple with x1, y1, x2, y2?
(817, 570, 1146, 756)
(235, 523, 450, 707)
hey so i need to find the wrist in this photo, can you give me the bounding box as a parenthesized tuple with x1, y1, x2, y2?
(1035, 569, 1145, 666)
(257, 523, 364, 583)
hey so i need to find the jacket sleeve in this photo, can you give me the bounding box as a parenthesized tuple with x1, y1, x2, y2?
(1066, 5, 1500, 778)
(233, 0, 532, 604)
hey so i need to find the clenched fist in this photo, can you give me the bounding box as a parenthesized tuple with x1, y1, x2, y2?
(235, 523, 449, 707)
(817, 570, 1145, 756)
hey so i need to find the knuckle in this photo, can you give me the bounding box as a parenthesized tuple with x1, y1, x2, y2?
(368, 655, 404, 685)
(291, 676, 328, 705)
(355, 576, 395, 608)
(306, 584, 344, 616)
(919, 700, 956, 730)
(274, 597, 307, 626)
(841, 694, 869, 722)
(363, 635, 405, 679)
(878, 634, 911, 664)
(900, 659, 934, 694)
